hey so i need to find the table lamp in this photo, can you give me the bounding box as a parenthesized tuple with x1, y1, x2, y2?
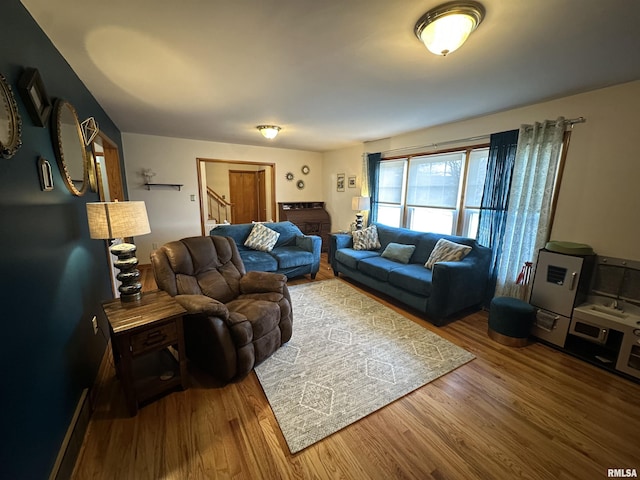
(351, 196, 370, 230)
(86, 201, 151, 303)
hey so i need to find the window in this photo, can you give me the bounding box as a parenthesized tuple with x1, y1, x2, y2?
(376, 160, 405, 227)
(374, 146, 488, 238)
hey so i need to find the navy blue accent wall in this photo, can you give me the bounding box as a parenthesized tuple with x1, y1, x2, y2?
(0, 1, 124, 478)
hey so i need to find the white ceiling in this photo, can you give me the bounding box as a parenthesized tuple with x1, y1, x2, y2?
(21, 0, 640, 152)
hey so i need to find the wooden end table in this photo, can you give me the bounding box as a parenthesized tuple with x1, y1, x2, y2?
(102, 290, 188, 416)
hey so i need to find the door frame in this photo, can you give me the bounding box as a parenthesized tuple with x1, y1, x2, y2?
(196, 158, 276, 235)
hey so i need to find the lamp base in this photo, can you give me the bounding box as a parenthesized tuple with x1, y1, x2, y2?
(110, 242, 142, 303)
(355, 213, 364, 230)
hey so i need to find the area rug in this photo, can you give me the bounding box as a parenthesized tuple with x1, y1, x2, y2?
(254, 279, 475, 453)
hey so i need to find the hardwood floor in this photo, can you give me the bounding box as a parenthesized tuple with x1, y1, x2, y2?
(74, 256, 640, 479)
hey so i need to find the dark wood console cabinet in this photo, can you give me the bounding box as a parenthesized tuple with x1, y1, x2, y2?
(278, 202, 331, 252)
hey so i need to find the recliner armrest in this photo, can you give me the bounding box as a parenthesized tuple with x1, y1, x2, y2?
(240, 271, 288, 294)
(175, 294, 229, 320)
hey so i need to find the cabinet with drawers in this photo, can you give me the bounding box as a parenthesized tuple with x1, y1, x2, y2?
(278, 201, 331, 252)
(102, 290, 188, 415)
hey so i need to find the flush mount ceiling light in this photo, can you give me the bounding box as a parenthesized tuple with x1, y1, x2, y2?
(257, 125, 281, 139)
(414, 1, 485, 56)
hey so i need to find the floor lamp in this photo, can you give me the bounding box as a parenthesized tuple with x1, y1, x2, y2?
(86, 201, 151, 303)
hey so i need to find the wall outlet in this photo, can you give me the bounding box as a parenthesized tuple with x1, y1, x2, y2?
(91, 316, 98, 335)
(152, 242, 158, 250)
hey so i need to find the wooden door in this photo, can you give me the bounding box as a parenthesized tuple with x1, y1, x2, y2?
(229, 170, 266, 223)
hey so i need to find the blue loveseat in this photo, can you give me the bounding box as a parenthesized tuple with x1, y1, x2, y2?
(330, 223, 491, 325)
(210, 221, 321, 279)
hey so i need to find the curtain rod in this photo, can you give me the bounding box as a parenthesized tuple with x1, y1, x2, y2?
(373, 116, 586, 157)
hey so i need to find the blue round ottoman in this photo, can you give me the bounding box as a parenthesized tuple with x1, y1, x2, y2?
(488, 296, 535, 347)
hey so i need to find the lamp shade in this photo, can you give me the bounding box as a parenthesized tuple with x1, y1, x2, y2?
(415, 1, 485, 56)
(86, 201, 151, 239)
(352, 196, 370, 211)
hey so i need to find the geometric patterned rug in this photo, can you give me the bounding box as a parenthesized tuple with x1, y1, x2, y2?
(254, 279, 475, 453)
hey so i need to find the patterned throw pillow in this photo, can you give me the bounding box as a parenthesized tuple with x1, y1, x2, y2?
(244, 223, 280, 252)
(352, 225, 381, 251)
(425, 238, 472, 269)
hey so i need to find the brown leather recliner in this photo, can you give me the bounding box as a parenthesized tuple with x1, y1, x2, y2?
(150, 235, 293, 382)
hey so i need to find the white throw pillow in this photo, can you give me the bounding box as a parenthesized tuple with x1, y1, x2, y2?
(425, 238, 472, 269)
(352, 225, 381, 251)
(244, 223, 280, 252)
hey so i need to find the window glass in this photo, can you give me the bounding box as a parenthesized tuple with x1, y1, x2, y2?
(407, 207, 455, 234)
(377, 205, 402, 227)
(378, 160, 405, 204)
(465, 149, 489, 208)
(407, 153, 464, 208)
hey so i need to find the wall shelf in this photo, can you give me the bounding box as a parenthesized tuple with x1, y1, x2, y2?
(145, 183, 183, 191)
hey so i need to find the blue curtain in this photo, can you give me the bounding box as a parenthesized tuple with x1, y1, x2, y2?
(477, 129, 519, 303)
(367, 152, 382, 224)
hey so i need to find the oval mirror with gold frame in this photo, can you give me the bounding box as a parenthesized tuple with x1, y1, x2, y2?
(52, 99, 88, 196)
(0, 72, 23, 159)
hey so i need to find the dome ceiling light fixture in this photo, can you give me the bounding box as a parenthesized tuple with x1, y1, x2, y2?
(414, 1, 485, 57)
(257, 125, 281, 139)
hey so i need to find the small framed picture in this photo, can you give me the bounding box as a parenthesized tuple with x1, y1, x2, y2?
(348, 175, 356, 188)
(18, 68, 52, 127)
(38, 157, 54, 191)
(336, 173, 345, 192)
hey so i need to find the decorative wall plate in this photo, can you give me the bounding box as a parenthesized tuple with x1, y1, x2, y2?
(297, 179, 305, 189)
(301, 165, 310, 175)
(286, 172, 294, 181)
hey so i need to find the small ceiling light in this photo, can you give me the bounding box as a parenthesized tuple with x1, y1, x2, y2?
(414, 1, 485, 56)
(257, 125, 281, 139)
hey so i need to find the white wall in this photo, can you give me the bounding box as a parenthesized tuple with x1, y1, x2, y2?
(322, 144, 366, 232)
(122, 133, 322, 262)
(323, 80, 640, 262)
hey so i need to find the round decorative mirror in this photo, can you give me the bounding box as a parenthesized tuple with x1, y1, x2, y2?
(0, 73, 22, 159)
(52, 99, 88, 196)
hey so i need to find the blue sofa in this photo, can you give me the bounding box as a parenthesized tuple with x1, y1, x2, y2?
(330, 223, 491, 325)
(210, 221, 321, 279)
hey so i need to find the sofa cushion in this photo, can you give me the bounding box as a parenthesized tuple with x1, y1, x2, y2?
(381, 242, 416, 264)
(375, 223, 424, 251)
(357, 256, 403, 281)
(266, 221, 304, 247)
(270, 247, 315, 269)
(210, 222, 253, 245)
(335, 248, 380, 270)
(245, 223, 280, 252)
(425, 238, 472, 269)
(352, 225, 381, 250)
(238, 250, 278, 272)
(388, 265, 433, 296)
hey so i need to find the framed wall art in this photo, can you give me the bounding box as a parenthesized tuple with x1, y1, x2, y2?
(38, 157, 54, 191)
(336, 173, 345, 192)
(348, 175, 356, 188)
(18, 67, 52, 127)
